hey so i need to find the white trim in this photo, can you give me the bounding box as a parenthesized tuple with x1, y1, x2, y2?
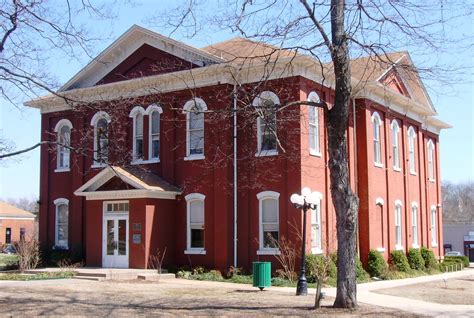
(76, 189, 179, 201)
(147, 104, 163, 161)
(311, 248, 323, 255)
(254, 91, 279, 156)
(374, 162, 384, 168)
(375, 198, 385, 206)
(430, 205, 438, 246)
(391, 119, 401, 170)
(395, 200, 403, 206)
(371, 111, 383, 166)
(408, 126, 417, 174)
(54, 198, 69, 249)
(102, 202, 129, 268)
(129, 106, 146, 162)
(183, 98, 207, 158)
(310, 193, 323, 254)
(427, 139, 435, 182)
(0, 217, 35, 220)
(395, 245, 404, 251)
(257, 191, 280, 253)
(129, 106, 146, 118)
(411, 201, 419, 208)
(54, 167, 70, 173)
(411, 202, 419, 246)
(376, 247, 386, 252)
(308, 91, 321, 156)
(54, 119, 73, 132)
(411, 244, 420, 248)
(90, 111, 111, 166)
(185, 193, 206, 253)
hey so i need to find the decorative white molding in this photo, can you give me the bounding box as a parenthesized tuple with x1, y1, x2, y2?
(375, 198, 385, 206)
(184, 249, 206, 255)
(257, 249, 280, 255)
(76, 189, 179, 201)
(54, 119, 73, 132)
(376, 247, 386, 252)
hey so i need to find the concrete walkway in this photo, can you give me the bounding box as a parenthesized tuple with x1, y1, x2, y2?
(268, 269, 474, 317)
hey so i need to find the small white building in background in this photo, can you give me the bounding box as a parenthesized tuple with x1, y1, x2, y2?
(443, 224, 474, 261)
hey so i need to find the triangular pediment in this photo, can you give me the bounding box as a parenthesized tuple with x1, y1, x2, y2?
(60, 25, 223, 91)
(379, 68, 411, 98)
(74, 166, 181, 200)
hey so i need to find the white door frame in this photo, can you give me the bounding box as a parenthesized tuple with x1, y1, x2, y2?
(102, 201, 129, 268)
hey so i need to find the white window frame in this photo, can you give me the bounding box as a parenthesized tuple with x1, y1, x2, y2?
(184, 193, 206, 254)
(411, 202, 419, 248)
(257, 191, 280, 255)
(427, 139, 435, 182)
(54, 119, 73, 172)
(145, 104, 163, 163)
(408, 126, 417, 175)
(54, 198, 69, 249)
(90, 111, 111, 168)
(253, 91, 280, 157)
(371, 112, 383, 167)
(129, 106, 146, 164)
(308, 91, 321, 157)
(431, 205, 438, 246)
(375, 198, 386, 252)
(310, 192, 323, 254)
(391, 119, 401, 171)
(395, 200, 403, 250)
(183, 98, 207, 161)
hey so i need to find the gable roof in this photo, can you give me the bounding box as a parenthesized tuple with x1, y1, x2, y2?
(74, 166, 181, 200)
(60, 25, 224, 92)
(0, 201, 36, 219)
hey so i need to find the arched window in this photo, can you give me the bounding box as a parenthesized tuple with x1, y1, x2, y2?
(376, 198, 385, 251)
(427, 139, 435, 181)
(257, 191, 280, 254)
(411, 202, 419, 247)
(54, 198, 69, 248)
(391, 120, 400, 170)
(371, 112, 383, 166)
(408, 126, 417, 174)
(308, 92, 321, 156)
(430, 205, 437, 246)
(310, 192, 323, 254)
(90, 111, 111, 166)
(145, 104, 163, 161)
(129, 106, 145, 162)
(185, 193, 206, 254)
(183, 98, 207, 160)
(54, 119, 73, 171)
(253, 91, 279, 156)
(395, 200, 403, 249)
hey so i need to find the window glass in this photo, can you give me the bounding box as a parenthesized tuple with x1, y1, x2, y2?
(57, 204, 68, 247)
(96, 118, 108, 163)
(261, 197, 279, 248)
(150, 111, 160, 159)
(58, 125, 71, 168)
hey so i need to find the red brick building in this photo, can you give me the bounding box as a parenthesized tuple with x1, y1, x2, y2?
(0, 201, 36, 245)
(25, 26, 448, 269)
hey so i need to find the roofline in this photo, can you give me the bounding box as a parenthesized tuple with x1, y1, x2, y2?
(25, 55, 449, 131)
(59, 25, 224, 92)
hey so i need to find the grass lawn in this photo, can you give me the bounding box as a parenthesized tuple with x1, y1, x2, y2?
(0, 271, 76, 281)
(0, 254, 18, 270)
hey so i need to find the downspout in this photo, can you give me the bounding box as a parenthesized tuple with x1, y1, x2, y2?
(352, 98, 360, 255)
(233, 84, 238, 268)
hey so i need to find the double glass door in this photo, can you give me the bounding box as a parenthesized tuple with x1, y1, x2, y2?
(103, 215, 128, 268)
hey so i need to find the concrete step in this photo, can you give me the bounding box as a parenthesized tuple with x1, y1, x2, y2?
(72, 275, 104, 281)
(137, 273, 176, 281)
(75, 272, 108, 278)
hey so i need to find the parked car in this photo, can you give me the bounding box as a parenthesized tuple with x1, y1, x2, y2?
(445, 251, 462, 256)
(1, 244, 16, 254)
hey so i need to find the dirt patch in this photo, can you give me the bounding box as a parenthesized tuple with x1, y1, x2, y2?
(374, 275, 474, 305)
(0, 278, 424, 316)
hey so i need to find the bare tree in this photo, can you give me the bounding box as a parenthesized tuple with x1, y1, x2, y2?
(151, 0, 472, 308)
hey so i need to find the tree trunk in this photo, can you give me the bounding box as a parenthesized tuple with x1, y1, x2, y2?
(329, 0, 359, 308)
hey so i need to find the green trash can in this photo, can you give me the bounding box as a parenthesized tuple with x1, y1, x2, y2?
(252, 261, 271, 290)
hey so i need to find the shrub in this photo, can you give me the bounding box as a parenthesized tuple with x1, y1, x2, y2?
(228, 274, 253, 284)
(444, 256, 469, 268)
(48, 246, 70, 266)
(367, 250, 388, 277)
(192, 266, 206, 275)
(356, 257, 371, 282)
(176, 270, 191, 279)
(306, 254, 336, 284)
(420, 247, 437, 269)
(407, 248, 425, 270)
(14, 239, 41, 272)
(390, 250, 410, 272)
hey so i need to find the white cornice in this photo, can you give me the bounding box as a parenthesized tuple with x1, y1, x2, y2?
(25, 55, 449, 131)
(75, 189, 179, 201)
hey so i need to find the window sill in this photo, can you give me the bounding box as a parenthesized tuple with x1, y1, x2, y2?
(410, 171, 417, 176)
(374, 162, 383, 168)
(412, 244, 420, 249)
(184, 154, 205, 161)
(376, 247, 386, 252)
(131, 158, 160, 165)
(431, 242, 438, 247)
(393, 167, 401, 172)
(395, 245, 404, 251)
(255, 150, 278, 157)
(429, 178, 435, 183)
(309, 150, 322, 157)
(54, 168, 70, 173)
(311, 248, 323, 255)
(257, 248, 280, 255)
(91, 163, 107, 169)
(184, 249, 206, 255)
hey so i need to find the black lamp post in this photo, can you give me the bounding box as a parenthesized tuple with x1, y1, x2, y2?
(290, 187, 318, 296)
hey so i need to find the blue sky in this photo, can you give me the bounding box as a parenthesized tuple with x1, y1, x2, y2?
(0, 1, 473, 200)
